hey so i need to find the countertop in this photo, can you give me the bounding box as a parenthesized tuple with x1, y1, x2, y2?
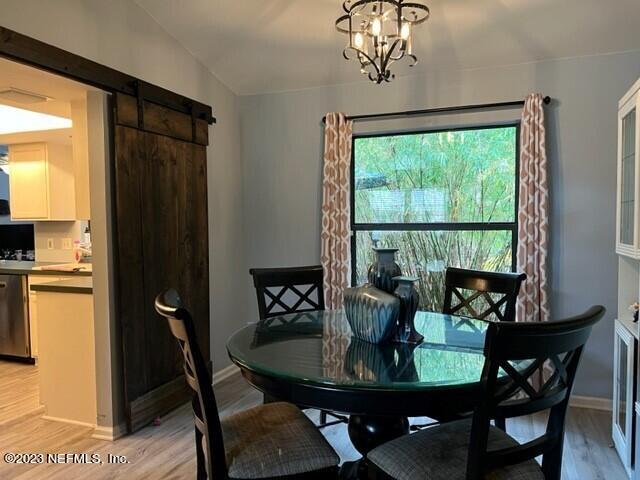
(0, 261, 92, 276)
(30, 277, 93, 294)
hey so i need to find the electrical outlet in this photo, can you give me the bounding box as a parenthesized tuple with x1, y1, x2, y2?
(46, 238, 54, 250)
(62, 238, 72, 250)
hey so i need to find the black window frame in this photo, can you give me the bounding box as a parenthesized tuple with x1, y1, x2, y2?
(350, 121, 521, 286)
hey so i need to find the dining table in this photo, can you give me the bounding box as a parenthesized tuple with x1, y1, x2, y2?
(226, 309, 494, 476)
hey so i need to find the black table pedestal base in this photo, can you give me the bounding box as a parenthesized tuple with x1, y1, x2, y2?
(340, 415, 410, 479)
(348, 415, 410, 454)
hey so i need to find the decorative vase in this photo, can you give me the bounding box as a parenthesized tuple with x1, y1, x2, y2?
(367, 248, 402, 294)
(343, 284, 399, 344)
(392, 276, 424, 345)
(344, 338, 395, 383)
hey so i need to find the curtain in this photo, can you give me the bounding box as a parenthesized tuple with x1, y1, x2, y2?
(321, 112, 353, 309)
(517, 93, 550, 325)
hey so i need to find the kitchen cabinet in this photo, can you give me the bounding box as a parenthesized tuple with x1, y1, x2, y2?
(614, 318, 637, 477)
(617, 78, 640, 258)
(8, 142, 76, 221)
(27, 274, 74, 358)
(35, 284, 96, 427)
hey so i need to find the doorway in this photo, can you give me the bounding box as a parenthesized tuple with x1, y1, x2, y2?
(0, 25, 214, 435)
(0, 56, 118, 436)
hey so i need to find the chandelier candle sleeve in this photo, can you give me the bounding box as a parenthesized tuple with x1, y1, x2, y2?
(336, 0, 430, 84)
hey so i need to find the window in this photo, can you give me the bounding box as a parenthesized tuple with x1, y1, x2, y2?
(351, 124, 519, 312)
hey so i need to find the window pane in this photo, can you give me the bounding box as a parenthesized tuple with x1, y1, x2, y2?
(354, 127, 517, 224)
(620, 109, 636, 245)
(355, 230, 513, 312)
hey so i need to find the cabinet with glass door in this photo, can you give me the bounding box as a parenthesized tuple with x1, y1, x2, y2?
(614, 319, 636, 478)
(617, 79, 640, 258)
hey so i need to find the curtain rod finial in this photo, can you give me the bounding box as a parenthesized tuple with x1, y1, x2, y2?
(543, 96, 551, 105)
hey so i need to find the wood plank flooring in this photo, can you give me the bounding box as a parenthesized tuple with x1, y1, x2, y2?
(0, 361, 41, 426)
(0, 368, 628, 479)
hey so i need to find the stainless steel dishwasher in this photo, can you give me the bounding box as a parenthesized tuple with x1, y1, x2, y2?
(0, 274, 31, 361)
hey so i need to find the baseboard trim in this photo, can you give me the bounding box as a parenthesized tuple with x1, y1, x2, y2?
(570, 395, 612, 411)
(213, 364, 240, 384)
(92, 422, 127, 441)
(42, 415, 96, 429)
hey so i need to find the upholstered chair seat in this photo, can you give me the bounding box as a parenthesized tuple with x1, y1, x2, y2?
(222, 402, 339, 479)
(368, 419, 544, 480)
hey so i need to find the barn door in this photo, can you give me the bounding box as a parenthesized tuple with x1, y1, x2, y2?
(113, 93, 210, 432)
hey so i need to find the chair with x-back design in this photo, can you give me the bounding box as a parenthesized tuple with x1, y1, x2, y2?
(250, 265, 325, 320)
(155, 289, 339, 480)
(368, 305, 605, 480)
(249, 265, 346, 428)
(443, 267, 527, 323)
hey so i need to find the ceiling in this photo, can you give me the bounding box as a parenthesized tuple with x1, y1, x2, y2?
(0, 58, 98, 146)
(0, 57, 96, 118)
(135, 0, 640, 96)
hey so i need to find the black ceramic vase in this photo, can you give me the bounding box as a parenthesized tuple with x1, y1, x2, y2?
(343, 284, 400, 344)
(367, 248, 402, 294)
(392, 276, 424, 345)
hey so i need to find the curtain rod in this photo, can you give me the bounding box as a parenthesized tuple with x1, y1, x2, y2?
(321, 96, 552, 125)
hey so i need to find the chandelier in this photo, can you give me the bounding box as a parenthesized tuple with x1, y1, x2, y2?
(336, 0, 430, 84)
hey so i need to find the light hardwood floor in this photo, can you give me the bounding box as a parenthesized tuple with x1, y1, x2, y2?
(0, 365, 628, 479)
(0, 361, 41, 426)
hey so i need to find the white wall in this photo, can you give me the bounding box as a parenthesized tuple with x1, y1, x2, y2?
(239, 50, 640, 400)
(33, 221, 82, 262)
(0, 0, 246, 380)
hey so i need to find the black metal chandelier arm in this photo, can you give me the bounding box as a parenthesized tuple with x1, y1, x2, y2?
(387, 39, 408, 61)
(380, 39, 402, 73)
(343, 46, 380, 73)
(399, 3, 431, 23)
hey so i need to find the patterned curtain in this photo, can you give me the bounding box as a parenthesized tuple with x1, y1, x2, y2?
(517, 93, 550, 325)
(321, 113, 353, 309)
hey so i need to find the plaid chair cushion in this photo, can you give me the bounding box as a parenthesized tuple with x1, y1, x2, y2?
(368, 419, 544, 480)
(222, 402, 339, 479)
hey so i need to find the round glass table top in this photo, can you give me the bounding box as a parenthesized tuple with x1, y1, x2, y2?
(227, 310, 491, 391)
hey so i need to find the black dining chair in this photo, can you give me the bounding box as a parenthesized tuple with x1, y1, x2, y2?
(441, 267, 527, 432)
(443, 267, 527, 323)
(367, 305, 605, 480)
(250, 265, 325, 320)
(250, 265, 347, 428)
(155, 289, 340, 480)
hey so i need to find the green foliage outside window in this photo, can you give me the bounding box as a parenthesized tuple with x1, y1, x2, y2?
(353, 126, 518, 312)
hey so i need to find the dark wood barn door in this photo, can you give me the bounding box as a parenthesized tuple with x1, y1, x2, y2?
(113, 93, 210, 432)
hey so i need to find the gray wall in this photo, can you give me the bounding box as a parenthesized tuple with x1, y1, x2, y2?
(240, 50, 640, 399)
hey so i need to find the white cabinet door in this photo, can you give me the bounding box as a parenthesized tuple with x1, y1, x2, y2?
(614, 319, 636, 477)
(617, 79, 640, 258)
(8, 143, 49, 220)
(8, 142, 76, 221)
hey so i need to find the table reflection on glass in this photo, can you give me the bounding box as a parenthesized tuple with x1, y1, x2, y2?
(227, 310, 493, 464)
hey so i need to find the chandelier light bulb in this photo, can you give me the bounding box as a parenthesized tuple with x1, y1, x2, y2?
(354, 32, 364, 49)
(371, 17, 382, 37)
(401, 22, 411, 40)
